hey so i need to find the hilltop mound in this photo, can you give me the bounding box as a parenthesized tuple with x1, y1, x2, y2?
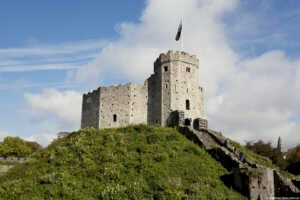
(0, 125, 246, 199)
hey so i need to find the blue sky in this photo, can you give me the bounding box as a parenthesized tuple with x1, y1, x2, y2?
(0, 0, 299, 148)
(0, 0, 144, 141)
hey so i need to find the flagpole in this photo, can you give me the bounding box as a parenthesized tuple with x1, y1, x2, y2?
(181, 30, 183, 52)
(181, 19, 183, 52)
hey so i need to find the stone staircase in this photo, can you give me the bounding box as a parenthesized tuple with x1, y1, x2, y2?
(178, 126, 300, 199)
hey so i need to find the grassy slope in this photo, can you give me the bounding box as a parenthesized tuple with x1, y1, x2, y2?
(0, 125, 246, 199)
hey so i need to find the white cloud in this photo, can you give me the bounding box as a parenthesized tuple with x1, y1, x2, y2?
(69, 0, 300, 149)
(11, 0, 297, 148)
(0, 39, 105, 73)
(74, 0, 238, 90)
(208, 50, 300, 149)
(0, 129, 56, 147)
(0, 130, 14, 142)
(0, 39, 105, 58)
(0, 63, 80, 72)
(24, 88, 82, 134)
(24, 132, 58, 147)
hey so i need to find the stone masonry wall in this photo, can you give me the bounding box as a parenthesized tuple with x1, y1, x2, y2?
(147, 73, 162, 125)
(152, 51, 204, 126)
(81, 88, 101, 128)
(99, 84, 132, 128)
(130, 83, 148, 125)
(161, 57, 172, 127)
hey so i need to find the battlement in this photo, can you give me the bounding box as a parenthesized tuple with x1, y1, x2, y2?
(83, 87, 101, 97)
(155, 50, 199, 67)
(83, 83, 147, 98)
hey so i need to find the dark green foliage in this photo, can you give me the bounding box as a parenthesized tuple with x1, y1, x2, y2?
(285, 144, 300, 175)
(245, 140, 288, 170)
(0, 125, 246, 199)
(230, 140, 276, 168)
(0, 136, 41, 157)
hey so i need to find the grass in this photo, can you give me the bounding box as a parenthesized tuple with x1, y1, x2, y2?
(0, 125, 246, 199)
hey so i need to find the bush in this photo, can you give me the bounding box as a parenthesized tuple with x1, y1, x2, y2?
(285, 144, 300, 175)
(0, 136, 41, 157)
(245, 140, 287, 169)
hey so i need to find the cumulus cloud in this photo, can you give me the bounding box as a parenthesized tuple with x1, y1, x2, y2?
(24, 132, 58, 147)
(0, 130, 14, 142)
(74, 0, 238, 92)
(19, 0, 299, 148)
(208, 50, 300, 149)
(23, 88, 82, 145)
(69, 0, 300, 149)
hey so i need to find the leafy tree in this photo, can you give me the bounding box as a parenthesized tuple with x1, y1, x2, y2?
(245, 140, 273, 158)
(0, 136, 41, 157)
(285, 144, 300, 175)
(245, 140, 287, 169)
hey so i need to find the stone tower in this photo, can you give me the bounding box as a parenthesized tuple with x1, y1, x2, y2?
(277, 136, 282, 152)
(147, 51, 204, 127)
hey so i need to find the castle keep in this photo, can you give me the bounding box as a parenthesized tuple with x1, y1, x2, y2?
(81, 50, 207, 129)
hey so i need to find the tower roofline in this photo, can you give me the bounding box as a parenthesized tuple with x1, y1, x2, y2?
(154, 50, 199, 67)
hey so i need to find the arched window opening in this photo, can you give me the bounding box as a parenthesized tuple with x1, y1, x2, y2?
(186, 99, 190, 110)
(113, 114, 117, 122)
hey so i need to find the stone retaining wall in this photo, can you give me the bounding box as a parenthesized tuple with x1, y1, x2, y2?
(178, 126, 300, 198)
(0, 156, 29, 163)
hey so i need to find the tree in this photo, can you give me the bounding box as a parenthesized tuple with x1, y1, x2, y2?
(245, 140, 287, 170)
(0, 136, 41, 157)
(285, 144, 300, 175)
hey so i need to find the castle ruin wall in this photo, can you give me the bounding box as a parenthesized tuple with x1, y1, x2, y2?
(99, 84, 132, 128)
(129, 83, 148, 125)
(81, 88, 101, 128)
(147, 74, 162, 125)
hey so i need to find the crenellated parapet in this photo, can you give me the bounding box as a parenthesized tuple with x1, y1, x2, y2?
(154, 50, 198, 72)
(83, 87, 101, 97)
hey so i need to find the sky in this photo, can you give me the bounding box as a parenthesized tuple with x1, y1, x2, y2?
(0, 0, 299, 149)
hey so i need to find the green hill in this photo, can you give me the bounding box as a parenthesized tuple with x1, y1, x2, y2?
(0, 125, 246, 199)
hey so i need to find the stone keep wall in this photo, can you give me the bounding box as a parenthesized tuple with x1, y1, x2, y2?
(147, 73, 162, 125)
(81, 88, 101, 128)
(99, 84, 132, 128)
(151, 51, 204, 126)
(129, 83, 148, 125)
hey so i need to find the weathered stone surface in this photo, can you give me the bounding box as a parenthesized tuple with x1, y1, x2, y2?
(81, 51, 206, 129)
(193, 118, 208, 130)
(179, 126, 300, 198)
(274, 171, 300, 197)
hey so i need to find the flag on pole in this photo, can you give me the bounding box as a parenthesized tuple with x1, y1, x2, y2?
(175, 20, 182, 41)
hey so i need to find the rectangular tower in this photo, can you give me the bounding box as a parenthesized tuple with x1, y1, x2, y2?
(147, 51, 204, 127)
